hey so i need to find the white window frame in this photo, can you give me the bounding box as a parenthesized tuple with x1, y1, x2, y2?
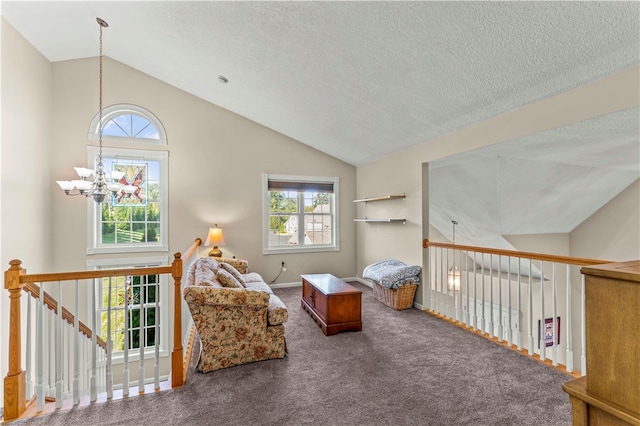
(88, 104, 167, 145)
(86, 146, 169, 254)
(262, 173, 340, 255)
(87, 256, 170, 364)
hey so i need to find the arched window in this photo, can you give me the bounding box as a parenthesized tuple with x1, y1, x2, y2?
(88, 104, 167, 145)
(87, 105, 168, 254)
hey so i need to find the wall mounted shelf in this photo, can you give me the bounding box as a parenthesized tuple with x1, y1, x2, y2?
(353, 194, 405, 203)
(354, 193, 406, 224)
(354, 218, 406, 224)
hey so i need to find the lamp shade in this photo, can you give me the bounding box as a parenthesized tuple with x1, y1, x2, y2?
(205, 226, 225, 247)
(448, 266, 461, 292)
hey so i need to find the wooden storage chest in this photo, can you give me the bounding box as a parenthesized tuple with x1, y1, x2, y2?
(301, 274, 362, 336)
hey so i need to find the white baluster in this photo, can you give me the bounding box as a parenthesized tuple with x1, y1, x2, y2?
(433, 248, 438, 314)
(464, 251, 470, 326)
(444, 248, 449, 318)
(50, 309, 56, 397)
(139, 276, 146, 394)
(480, 255, 486, 334)
(55, 281, 63, 408)
(123, 276, 130, 396)
(64, 322, 70, 400)
(106, 277, 113, 399)
(90, 279, 97, 402)
(488, 254, 494, 338)
(83, 337, 90, 397)
(507, 256, 512, 346)
(472, 251, 478, 330)
(516, 258, 522, 350)
(73, 280, 80, 405)
(155, 275, 160, 390)
(36, 284, 45, 412)
(99, 346, 106, 394)
(445, 248, 451, 319)
(26, 295, 33, 400)
(565, 264, 574, 373)
(581, 274, 587, 376)
(43, 307, 50, 398)
(539, 262, 546, 361)
(456, 250, 462, 323)
(497, 255, 503, 343)
(552, 263, 558, 366)
(527, 259, 534, 356)
(439, 247, 444, 316)
(429, 246, 435, 312)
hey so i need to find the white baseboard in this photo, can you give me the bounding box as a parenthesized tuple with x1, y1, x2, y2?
(270, 281, 301, 289)
(349, 277, 373, 288)
(270, 276, 373, 289)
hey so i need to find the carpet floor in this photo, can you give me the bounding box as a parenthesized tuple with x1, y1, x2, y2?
(14, 282, 573, 425)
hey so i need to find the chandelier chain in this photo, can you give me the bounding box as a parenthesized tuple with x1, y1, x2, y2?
(56, 17, 121, 204)
(99, 21, 102, 158)
(97, 18, 107, 175)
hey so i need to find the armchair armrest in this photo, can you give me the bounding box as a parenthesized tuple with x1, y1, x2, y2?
(184, 286, 269, 307)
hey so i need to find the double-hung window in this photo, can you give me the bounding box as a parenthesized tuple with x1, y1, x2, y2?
(263, 174, 339, 254)
(88, 256, 169, 361)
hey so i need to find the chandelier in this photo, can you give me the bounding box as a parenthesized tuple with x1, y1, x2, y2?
(56, 18, 135, 203)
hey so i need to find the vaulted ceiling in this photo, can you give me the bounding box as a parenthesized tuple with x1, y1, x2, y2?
(2, 1, 639, 248)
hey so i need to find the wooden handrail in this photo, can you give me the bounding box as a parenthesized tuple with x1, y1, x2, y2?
(18, 266, 172, 284)
(423, 239, 613, 267)
(22, 283, 107, 349)
(182, 238, 202, 263)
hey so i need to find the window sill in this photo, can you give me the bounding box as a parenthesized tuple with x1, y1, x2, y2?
(87, 244, 169, 255)
(263, 245, 340, 255)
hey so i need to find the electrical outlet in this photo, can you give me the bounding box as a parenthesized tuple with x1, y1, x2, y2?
(281, 261, 287, 272)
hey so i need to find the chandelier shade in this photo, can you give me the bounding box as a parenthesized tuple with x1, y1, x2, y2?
(56, 17, 124, 204)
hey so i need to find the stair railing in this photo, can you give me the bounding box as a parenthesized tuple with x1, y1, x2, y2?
(3, 238, 202, 421)
(423, 239, 612, 376)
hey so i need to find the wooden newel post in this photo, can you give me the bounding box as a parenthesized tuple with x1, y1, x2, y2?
(4, 259, 27, 421)
(171, 252, 184, 388)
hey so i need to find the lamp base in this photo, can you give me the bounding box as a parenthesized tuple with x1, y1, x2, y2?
(208, 246, 222, 257)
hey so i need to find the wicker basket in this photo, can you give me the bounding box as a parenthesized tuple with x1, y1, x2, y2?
(372, 281, 417, 310)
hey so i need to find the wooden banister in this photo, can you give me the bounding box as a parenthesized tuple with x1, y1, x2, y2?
(4, 260, 27, 421)
(176, 237, 202, 387)
(18, 265, 172, 284)
(171, 252, 184, 388)
(423, 239, 613, 267)
(182, 237, 202, 263)
(22, 282, 107, 349)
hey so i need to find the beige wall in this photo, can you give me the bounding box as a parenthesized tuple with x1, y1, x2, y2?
(356, 66, 640, 306)
(571, 178, 640, 262)
(1, 18, 54, 408)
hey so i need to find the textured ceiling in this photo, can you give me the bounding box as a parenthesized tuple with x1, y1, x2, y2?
(2, 1, 638, 166)
(2, 1, 639, 250)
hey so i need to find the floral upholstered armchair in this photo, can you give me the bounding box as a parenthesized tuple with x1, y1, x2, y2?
(184, 257, 288, 372)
